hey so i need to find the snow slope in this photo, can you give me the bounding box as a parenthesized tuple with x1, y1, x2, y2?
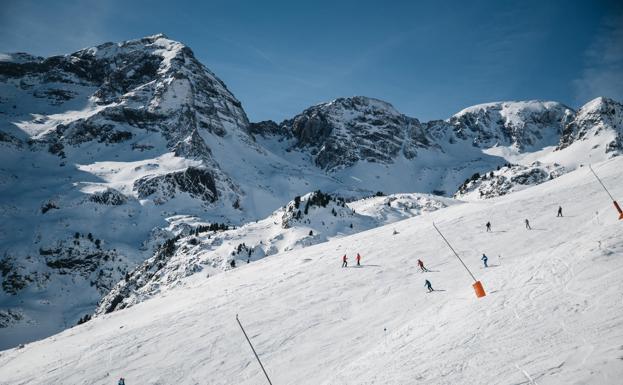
(94, 192, 458, 315)
(1, 157, 621, 384)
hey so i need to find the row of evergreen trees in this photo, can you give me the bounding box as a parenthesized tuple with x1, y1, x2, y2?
(192, 222, 230, 235)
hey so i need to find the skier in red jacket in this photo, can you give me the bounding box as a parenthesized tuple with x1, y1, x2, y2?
(417, 259, 429, 272)
(356, 253, 361, 266)
(342, 254, 348, 268)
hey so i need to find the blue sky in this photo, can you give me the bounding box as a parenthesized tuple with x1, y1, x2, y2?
(1, 0, 622, 122)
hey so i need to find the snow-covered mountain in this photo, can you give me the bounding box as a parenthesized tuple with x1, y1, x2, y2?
(265, 96, 430, 170)
(558, 97, 623, 154)
(1, 34, 622, 350)
(448, 100, 574, 151)
(1, 157, 621, 385)
(0, 34, 259, 348)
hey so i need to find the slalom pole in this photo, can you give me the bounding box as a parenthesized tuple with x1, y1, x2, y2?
(589, 165, 623, 220)
(432, 222, 486, 298)
(236, 314, 274, 385)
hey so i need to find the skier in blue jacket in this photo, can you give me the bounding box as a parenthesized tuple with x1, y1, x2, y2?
(481, 253, 488, 268)
(424, 279, 433, 292)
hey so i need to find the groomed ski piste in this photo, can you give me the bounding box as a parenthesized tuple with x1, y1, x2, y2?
(1, 158, 622, 385)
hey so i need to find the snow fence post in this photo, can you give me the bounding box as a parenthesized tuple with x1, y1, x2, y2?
(236, 314, 274, 385)
(432, 222, 486, 298)
(589, 164, 623, 220)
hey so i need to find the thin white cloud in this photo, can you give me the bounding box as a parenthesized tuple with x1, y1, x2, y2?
(574, 13, 623, 104)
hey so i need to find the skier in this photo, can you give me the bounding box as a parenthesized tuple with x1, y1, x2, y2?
(557, 206, 563, 217)
(481, 253, 488, 268)
(118, 378, 126, 385)
(356, 253, 361, 266)
(342, 254, 348, 268)
(525, 219, 531, 230)
(485, 221, 491, 232)
(417, 258, 429, 272)
(230, 259, 236, 268)
(424, 279, 434, 292)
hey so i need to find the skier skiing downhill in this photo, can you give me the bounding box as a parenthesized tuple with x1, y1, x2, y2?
(417, 259, 429, 272)
(424, 279, 434, 292)
(557, 206, 563, 217)
(356, 253, 361, 266)
(342, 254, 348, 268)
(481, 253, 488, 268)
(485, 221, 492, 232)
(118, 378, 126, 385)
(525, 219, 531, 230)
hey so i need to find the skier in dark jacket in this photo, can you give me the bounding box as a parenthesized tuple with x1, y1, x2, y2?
(118, 378, 126, 385)
(486, 221, 492, 232)
(342, 254, 348, 268)
(525, 219, 531, 230)
(425, 279, 433, 292)
(481, 253, 488, 268)
(557, 206, 563, 217)
(417, 259, 429, 272)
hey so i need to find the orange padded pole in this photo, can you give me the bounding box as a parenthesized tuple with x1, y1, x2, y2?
(473, 281, 486, 298)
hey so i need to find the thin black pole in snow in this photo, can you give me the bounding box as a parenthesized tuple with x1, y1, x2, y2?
(589, 164, 616, 201)
(236, 314, 274, 385)
(432, 222, 477, 282)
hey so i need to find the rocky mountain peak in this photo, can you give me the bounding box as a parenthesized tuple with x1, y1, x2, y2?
(278, 96, 426, 170)
(558, 97, 622, 153)
(448, 100, 575, 151)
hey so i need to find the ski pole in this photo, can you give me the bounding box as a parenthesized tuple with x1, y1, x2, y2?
(236, 314, 274, 385)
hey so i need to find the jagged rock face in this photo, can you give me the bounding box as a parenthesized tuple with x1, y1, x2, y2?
(248, 120, 291, 138)
(263, 99, 577, 171)
(0, 309, 25, 328)
(0, 34, 249, 143)
(133, 167, 218, 204)
(280, 97, 430, 170)
(448, 101, 575, 151)
(89, 188, 127, 205)
(558, 97, 623, 153)
(454, 162, 566, 200)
